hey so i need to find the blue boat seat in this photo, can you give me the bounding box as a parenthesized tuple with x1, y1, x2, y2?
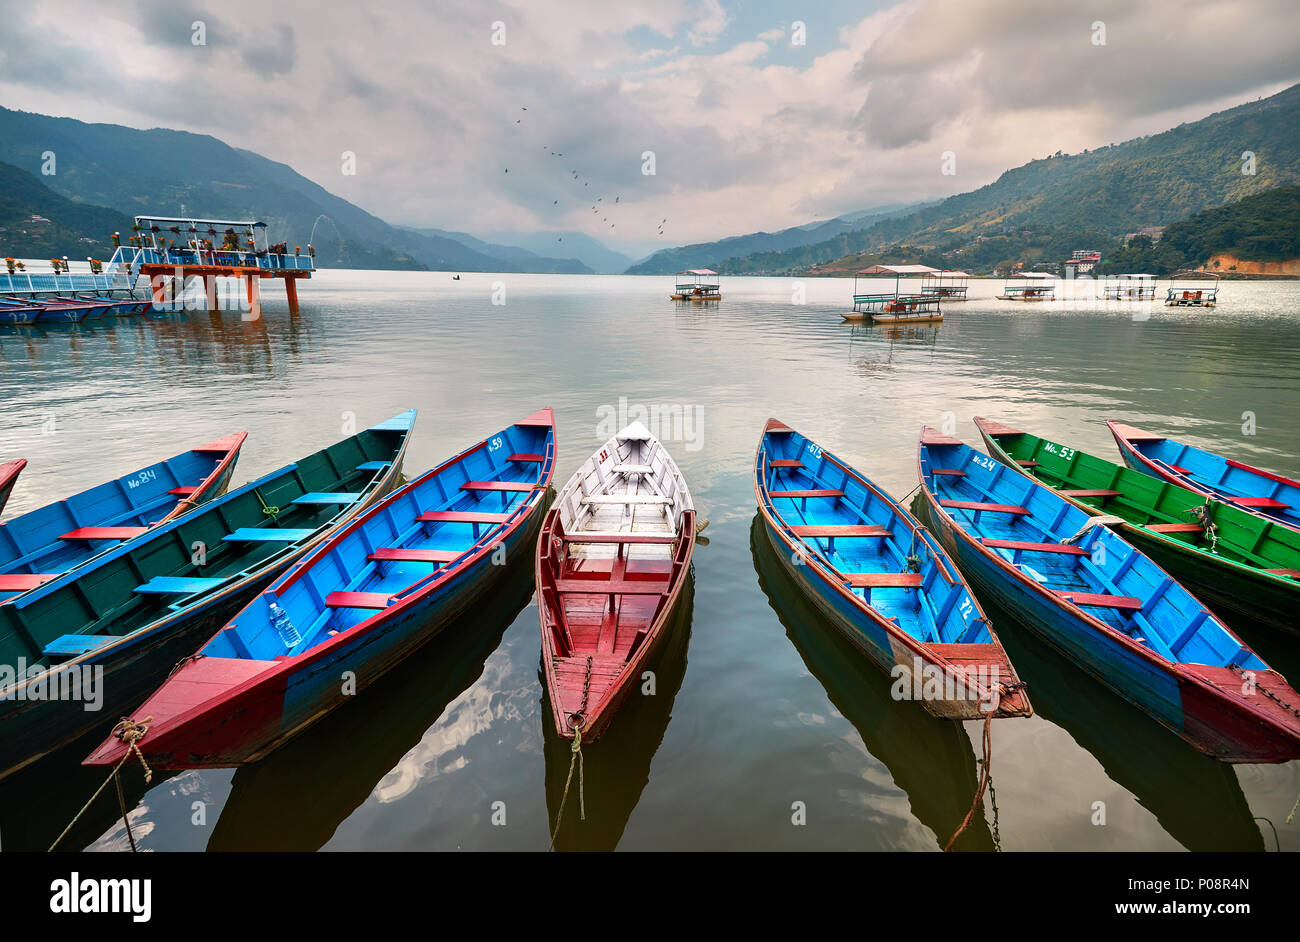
(223, 528, 318, 542)
(133, 576, 229, 594)
(356, 461, 392, 471)
(43, 634, 123, 658)
(291, 492, 362, 505)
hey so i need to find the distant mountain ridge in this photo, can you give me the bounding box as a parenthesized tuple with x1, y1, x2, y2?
(0, 159, 132, 261)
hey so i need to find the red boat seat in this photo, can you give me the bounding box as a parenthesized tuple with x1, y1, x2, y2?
(169, 486, 199, 496)
(1229, 496, 1289, 509)
(1167, 464, 1192, 475)
(939, 500, 1031, 515)
(508, 454, 545, 462)
(369, 547, 463, 563)
(932, 469, 967, 477)
(790, 525, 890, 537)
(325, 591, 391, 609)
(0, 573, 58, 591)
(562, 532, 677, 544)
(461, 481, 535, 492)
(1058, 489, 1122, 498)
(418, 510, 512, 524)
(981, 538, 1087, 555)
(844, 573, 923, 588)
(554, 579, 666, 595)
(768, 459, 803, 468)
(59, 526, 149, 541)
(1146, 522, 1204, 533)
(1055, 591, 1143, 611)
(1015, 459, 1041, 467)
(1265, 569, 1300, 579)
(769, 489, 844, 499)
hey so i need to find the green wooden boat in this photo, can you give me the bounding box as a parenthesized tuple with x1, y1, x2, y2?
(974, 417, 1300, 636)
(0, 411, 416, 780)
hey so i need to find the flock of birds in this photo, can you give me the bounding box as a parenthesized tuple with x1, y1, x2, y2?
(503, 107, 668, 245)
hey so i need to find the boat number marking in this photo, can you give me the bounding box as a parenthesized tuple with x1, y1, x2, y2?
(599, 449, 609, 462)
(126, 469, 158, 489)
(489, 436, 503, 451)
(970, 455, 998, 471)
(1041, 443, 1074, 460)
(806, 444, 822, 459)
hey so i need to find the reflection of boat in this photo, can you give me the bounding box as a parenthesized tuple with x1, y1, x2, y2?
(974, 591, 1264, 851)
(749, 514, 994, 851)
(543, 576, 693, 852)
(207, 546, 541, 851)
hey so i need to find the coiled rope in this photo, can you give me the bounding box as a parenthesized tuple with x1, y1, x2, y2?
(48, 716, 153, 853)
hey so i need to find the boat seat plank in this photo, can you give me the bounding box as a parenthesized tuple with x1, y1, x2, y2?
(1058, 489, 1122, 498)
(844, 573, 924, 588)
(769, 489, 844, 499)
(554, 579, 666, 595)
(581, 495, 673, 505)
(939, 500, 1031, 515)
(562, 532, 677, 544)
(1146, 522, 1204, 533)
(933, 469, 967, 477)
(291, 491, 362, 505)
(768, 459, 804, 468)
(59, 526, 149, 541)
(1113, 425, 1165, 442)
(356, 461, 392, 471)
(790, 525, 890, 537)
(981, 538, 1088, 555)
(461, 480, 535, 492)
(1229, 496, 1289, 509)
(1265, 569, 1300, 578)
(508, 453, 545, 462)
(1015, 459, 1041, 467)
(418, 510, 511, 524)
(169, 486, 199, 496)
(1056, 591, 1144, 611)
(223, 527, 318, 542)
(133, 576, 229, 595)
(1167, 464, 1192, 474)
(42, 634, 123, 658)
(369, 547, 463, 563)
(0, 573, 59, 591)
(325, 591, 391, 609)
(612, 464, 655, 474)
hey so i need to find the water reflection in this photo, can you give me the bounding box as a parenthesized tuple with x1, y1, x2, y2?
(543, 577, 694, 852)
(749, 514, 994, 851)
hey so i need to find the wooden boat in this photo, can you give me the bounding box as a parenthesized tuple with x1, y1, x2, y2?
(756, 419, 1030, 720)
(1164, 270, 1219, 308)
(0, 433, 246, 604)
(670, 269, 721, 301)
(53, 295, 115, 319)
(845, 265, 943, 324)
(977, 417, 1300, 635)
(76, 294, 149, 316)
(85, 409, 552, 771)
(917, 428, 1300, 762)
(1108, 420, 1300, 531)
(7, 296, 94, 324)
(0, 300, 42, 326)
(0, 459, 25, 516)
(537, 421, 695, 742)
(0, 410, 414, 780)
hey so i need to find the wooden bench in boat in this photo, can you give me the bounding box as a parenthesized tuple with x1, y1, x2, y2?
(581, 495, 673, 505)
(133, 576, 228, 594)
(291, 491, 362, 505)
(0, 573, 59, 592)
(417, 510, 512, 524)
(939, 500, 1031, 515)
(325, 591, 392, 609)
(369, 547, 463, 563)
(59, 526, 149, 541)
(1228, 496, 1290, 509)
(461, 480, 535, 492)
(42, 634, 123, 658)
(1015, 459, 1041, 467)
(844, 573, 923, 588)
(933, 468, 967, 477)
(562, 532, 677, 544)
(554, 578, 667, 595)
(1146, 522, 1204, 533)
(1163, 463, 1192, 475)
(1266, 569, 1300, 579)
(1055, 591, 1143, 611)
(169, 486, 199, 496)
(508, 454, 545, 462)
(790, 524, 890, 537)
(612, 464, 655, 475)
(769, 489, 844, 499)
(981, 538, 1087, 555)
(356, 461, 392, 471)
(1058, 489, 1122, 498)
(224, 528, 318, 542)
(768, 459, 803, 468)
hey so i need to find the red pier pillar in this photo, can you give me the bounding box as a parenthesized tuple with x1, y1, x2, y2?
(284, 276, 299, 314)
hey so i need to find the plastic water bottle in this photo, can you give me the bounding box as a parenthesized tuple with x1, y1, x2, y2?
(269, 601, 301, 648)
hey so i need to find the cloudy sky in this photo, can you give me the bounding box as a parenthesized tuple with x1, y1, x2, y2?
(2, 0, 1298, 255)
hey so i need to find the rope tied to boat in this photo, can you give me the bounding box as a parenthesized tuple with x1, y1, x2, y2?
(1186, 502, 1218, 553)
(549, 656, 593, 851)
(943, 682, 1018, 853)
(48, 715, 153, 853)
(1062, 515, 1126, 544)
(254, 489, 280, 521)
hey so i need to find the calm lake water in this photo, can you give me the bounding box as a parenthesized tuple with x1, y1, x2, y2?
(2, 271, 1298, 852)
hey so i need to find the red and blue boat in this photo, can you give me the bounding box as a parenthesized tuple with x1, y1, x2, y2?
(917, 427, 1300, 762)
(0, 299, 43, 326)
(0, 433, 246, 604)
(6, 296, 95, 324)
(755, 419, 1031, 720)
(1109, 420, 1300, 531)
(0, 459, 26, 516)
(84, 409, 555, 770)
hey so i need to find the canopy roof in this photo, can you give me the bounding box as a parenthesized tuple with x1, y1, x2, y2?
(858, 264, 938, 276)
(1010, 271, 1058, 279)
(679, 268, 718, 276)
(1170, 269, 1221, 280)
(925, 270, 969, 278)
(1109, 273, 1155, 279)
(134, 216, 267, 229)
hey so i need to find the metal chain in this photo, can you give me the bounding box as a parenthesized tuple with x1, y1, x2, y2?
(1232, 665, 1300, 720)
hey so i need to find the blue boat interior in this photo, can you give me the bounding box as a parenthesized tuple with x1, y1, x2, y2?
(757, 426, 992, 648)
(921, 436, 1268, 671)
(1127, 432, 1300, 528)
(0, 441, 239, 602)
(204, 417, 554, 662)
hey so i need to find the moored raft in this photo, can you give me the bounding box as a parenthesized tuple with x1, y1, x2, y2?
(756, 419, 1030, 720)
(976, 417, 1300, 635)
(84, 409, 554, 770)
(538, 421, 696, 742)
(918, 427, 1300, 763)
(1108, 421, 1300, 532)
(0, 411, 415, 780)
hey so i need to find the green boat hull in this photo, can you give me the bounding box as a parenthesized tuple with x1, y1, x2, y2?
(975, 417, 1300, 637)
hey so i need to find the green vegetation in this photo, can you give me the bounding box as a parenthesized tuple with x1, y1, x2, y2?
(0, 160, 131, 260)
